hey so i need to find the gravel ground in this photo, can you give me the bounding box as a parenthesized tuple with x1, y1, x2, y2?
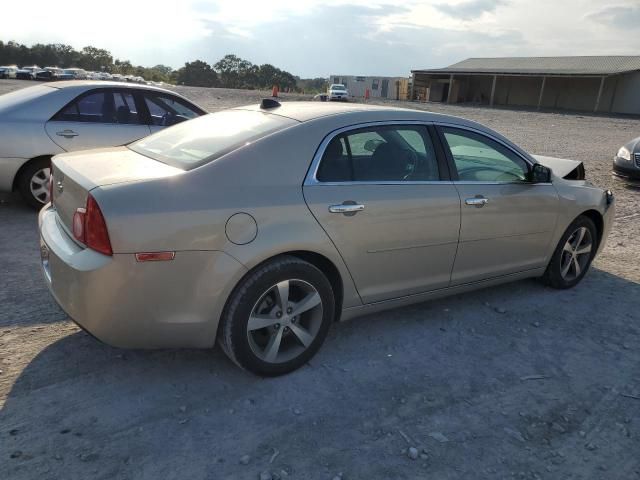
(1, 79, 639, 480)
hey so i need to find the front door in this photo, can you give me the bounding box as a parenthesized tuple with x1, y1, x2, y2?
(45, 88, 150, 152)
(304, 124, 461, 303)
(437, 126, 559, 284)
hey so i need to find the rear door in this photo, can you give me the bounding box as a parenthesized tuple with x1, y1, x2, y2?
(436, 125, 559, 284)
(45, 88, 150, 152)
(303, 123, 461, 304)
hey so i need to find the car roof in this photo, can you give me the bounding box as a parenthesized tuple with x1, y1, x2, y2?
(234, 102, 457, 124)
(49, 80, 173, 93)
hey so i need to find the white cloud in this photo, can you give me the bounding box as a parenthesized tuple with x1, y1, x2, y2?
(2, 0, 639, 76)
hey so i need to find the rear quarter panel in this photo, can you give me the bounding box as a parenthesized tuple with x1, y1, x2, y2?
(94, 118, 364, 309)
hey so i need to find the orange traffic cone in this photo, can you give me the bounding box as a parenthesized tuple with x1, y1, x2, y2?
(272, 85, 279, 98)
(365, 88, 370, 100)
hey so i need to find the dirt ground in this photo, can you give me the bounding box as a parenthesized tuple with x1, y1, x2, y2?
(1, 79, 639, 480)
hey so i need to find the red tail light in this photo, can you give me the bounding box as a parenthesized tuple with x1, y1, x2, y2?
(72, 194, 112, 256)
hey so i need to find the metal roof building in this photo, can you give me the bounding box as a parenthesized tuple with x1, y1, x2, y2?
(411, 56, 640, 114)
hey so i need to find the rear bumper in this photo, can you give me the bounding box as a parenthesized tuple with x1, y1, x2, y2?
(38, 206, 247, 348)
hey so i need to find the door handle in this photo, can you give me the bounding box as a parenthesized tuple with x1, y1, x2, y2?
(328, 203, 365, 214)
(56, 129, 79, 138)
(465, 197, 489, 207)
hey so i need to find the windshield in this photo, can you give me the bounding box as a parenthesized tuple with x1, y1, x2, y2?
(331, 85, 346, 91)
(129, 110, 297, 170)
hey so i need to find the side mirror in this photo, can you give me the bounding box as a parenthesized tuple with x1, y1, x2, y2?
(531, 164, 551, 183)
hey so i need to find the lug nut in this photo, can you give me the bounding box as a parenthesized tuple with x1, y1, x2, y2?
(276, 311, 282, 318)
(287, 307, 293, 314)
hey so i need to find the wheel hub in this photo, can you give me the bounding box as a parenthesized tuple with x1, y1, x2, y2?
(246, 279, 323, 364)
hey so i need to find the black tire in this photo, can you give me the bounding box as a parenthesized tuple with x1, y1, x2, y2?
(542, 215, 598, 289)
(17, 158, 51, 209)
(218, 255, 335, 376)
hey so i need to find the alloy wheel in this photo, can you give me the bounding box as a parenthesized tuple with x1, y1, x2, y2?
(30, 167, 51, 205)
(560, 226, 593, 281)
(247, 279, 323, 364)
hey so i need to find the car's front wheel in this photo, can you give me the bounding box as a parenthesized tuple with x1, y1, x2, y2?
(218, 256, 335, 376)
(17, 158, 51, 209)
(542, 215, 598, 289)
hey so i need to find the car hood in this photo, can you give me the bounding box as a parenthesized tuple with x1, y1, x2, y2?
(532, 155, 584, 179)
(622, 136, 640, 152)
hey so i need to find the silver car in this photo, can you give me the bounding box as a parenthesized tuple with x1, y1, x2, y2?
(0, 81, 206, 207)
(38, 101, 615, 376)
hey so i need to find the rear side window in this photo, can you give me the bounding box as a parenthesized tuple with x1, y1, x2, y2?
(129, 110, 296, 170)
(317, 125, 439, 182)
(52, 90, 142, 124)
(144, 93, 202, 126)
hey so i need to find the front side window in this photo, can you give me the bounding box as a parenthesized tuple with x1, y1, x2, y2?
(441, 127, 529, 182)
(144, 93, 202, 126)
(317, 125, 440, 182)
(52, 90, 142, 124)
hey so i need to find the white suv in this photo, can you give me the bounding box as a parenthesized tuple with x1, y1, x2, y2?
(328, 84, 349, 101)
(0, 66, 18, 79)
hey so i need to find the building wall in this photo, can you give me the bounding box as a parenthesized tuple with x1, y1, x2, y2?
(329, 75, 408, 99)
(413, 71, 640, 114)
(610, 72, 640, 115)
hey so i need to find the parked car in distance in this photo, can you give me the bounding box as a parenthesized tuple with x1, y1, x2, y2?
(36, 67, 64, 81)
(0, 66, 19, 79)
(612, 137, 640, 186)
(16, 65, 40, 80)
(38, 101, 614, 376)
(328, 84, 349, 101)
(0, 81, 206, 207)
(61, 68, 88, 80)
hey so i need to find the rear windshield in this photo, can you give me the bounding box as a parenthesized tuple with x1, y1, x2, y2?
(129, 110, 296, 170)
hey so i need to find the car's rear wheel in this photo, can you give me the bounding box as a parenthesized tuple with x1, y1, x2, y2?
(218, 256, 335, 376)
(542, 215, 597, 289)
(17, 158, 50, 209)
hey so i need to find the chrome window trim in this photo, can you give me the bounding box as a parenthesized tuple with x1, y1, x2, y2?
(304, 120, 440, 186)
(304, 120, 542, 187)
(452, 181, 553, 186)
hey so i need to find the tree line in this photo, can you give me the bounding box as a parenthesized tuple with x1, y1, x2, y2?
(0, 40, 327, 92)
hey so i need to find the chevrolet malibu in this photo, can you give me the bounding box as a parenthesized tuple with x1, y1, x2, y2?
(39, 101, 614, 376)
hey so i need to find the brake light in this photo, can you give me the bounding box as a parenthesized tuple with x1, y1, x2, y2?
(72, 194, 112, 256)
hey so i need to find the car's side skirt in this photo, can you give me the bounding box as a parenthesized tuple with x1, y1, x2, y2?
(339, 267, 546, 322)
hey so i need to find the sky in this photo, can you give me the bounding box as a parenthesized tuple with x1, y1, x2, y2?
(2, 0, 640, 78)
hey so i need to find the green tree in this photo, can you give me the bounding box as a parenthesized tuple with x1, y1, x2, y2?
(175, 60, 217, 87)
(214, 54, 254, 88)
(78, 46, 113, 71)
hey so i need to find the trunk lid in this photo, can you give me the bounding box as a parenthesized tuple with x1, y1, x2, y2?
(51, 146, 182, 234)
